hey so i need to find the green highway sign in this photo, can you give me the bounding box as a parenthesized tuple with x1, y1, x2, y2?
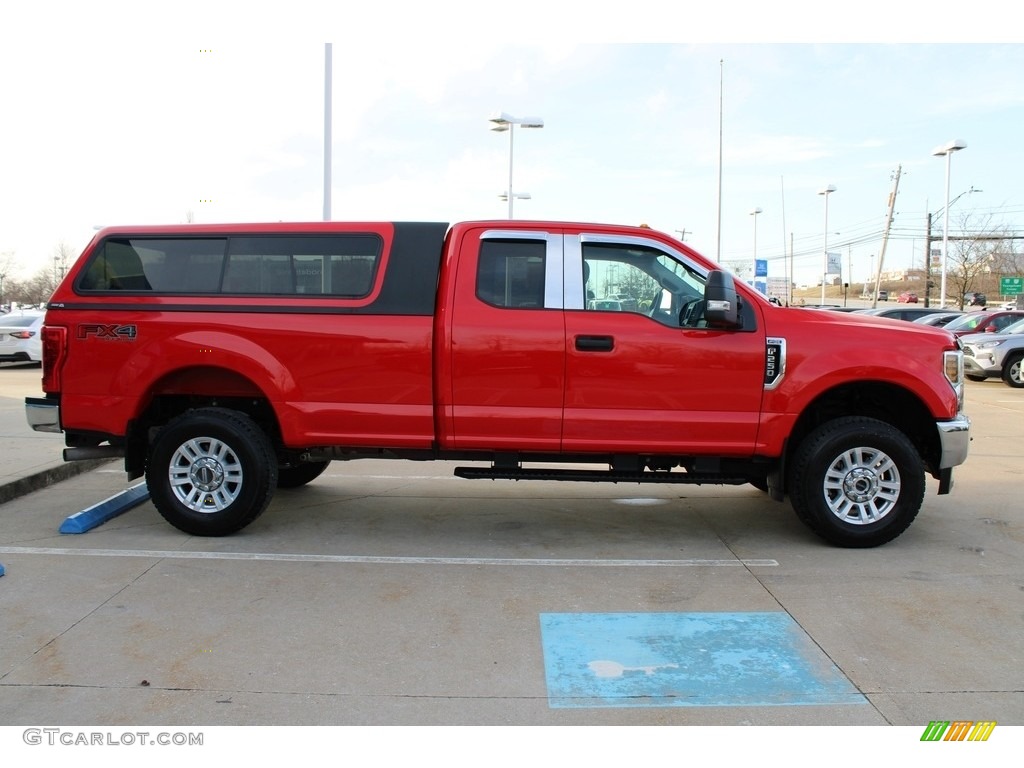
(1000, 276, 1023, 295)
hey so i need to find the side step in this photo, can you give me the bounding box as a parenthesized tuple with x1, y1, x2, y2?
(454, 466, 749, 485)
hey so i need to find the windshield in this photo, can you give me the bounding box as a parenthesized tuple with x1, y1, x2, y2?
(942, 313, 985, 332)
(1000, 317, 1024, 334)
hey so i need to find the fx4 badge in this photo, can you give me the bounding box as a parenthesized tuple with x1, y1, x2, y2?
(77, 324, 138, 341)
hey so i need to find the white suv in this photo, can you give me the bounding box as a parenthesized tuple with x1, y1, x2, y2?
(962, 319, 1024, 387)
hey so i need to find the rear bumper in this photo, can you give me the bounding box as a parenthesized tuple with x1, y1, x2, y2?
(25, 396, 61, 434)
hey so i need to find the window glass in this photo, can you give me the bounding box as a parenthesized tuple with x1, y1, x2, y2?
(79, 239, 226, 292)
(582, 243, 706, 327)
(78, 235, 382, 296)
(476, 239, 546, 308)
(225, 236, 381, 296)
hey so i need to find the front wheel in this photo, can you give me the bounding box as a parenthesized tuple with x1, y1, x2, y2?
(146, 408, 278, 536)
(788, 417, 925, 548)
(1002, 352, 1024, 388)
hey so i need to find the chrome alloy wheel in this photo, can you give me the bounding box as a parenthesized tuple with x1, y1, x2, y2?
(168, 436, 244, 513)
(822, 446, 901, 525)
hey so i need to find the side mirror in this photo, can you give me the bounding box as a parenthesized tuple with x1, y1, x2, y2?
(704, 269, 742, 329)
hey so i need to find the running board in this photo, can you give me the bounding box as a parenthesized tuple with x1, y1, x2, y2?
(454, 466, 749, 485)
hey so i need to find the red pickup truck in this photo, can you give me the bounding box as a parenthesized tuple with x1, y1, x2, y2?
(27, 220, 970, 547)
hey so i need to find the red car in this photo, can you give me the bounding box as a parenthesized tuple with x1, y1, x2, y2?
(897, 292, 918, 303)
(943, 310, 1024, 338)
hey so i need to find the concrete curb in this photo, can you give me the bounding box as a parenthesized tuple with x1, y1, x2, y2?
(0, 458, 117, 506)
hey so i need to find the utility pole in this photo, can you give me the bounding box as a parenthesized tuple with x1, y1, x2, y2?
(872, 165, 901, 308)
(924, 212, 933, 307)
(789, 232, 794, 306)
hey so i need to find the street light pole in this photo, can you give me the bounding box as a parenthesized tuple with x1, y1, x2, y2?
(490, 112, 544, 219)
(932, 139, 967, 309)
(818, 185, 836, 305)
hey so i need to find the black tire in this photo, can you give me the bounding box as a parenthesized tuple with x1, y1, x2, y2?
(966, 374, 987, 382)
(146, 408, 277, 536)
(277, 460, 331, 488)
(1002, 352, 1024, 388)
(788, 417, 925, 548)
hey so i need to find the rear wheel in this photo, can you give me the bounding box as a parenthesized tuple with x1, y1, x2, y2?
(966, 373, 987, 382)
(146, 408, 277, 536)
(1002, 352, 1024, 388)
(788, 417, 925, 548)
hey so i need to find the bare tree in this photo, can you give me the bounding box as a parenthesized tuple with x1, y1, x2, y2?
(0, 251, 14, 309)
(945, 213, 1012, 308)
(52, 241, 76, 286)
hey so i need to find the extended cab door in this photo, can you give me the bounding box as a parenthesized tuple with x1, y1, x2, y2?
(442, 227, 566, 450)
(561, 232, 766, 455)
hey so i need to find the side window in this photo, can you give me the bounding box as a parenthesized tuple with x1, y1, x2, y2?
(477, 239, 546, 308)
(581, 242, 708, 327)
(79, 239, 226, 292)
(582, 257, 652, 314)
(79, 235, 383, 296)
(224, 236, 381, 296)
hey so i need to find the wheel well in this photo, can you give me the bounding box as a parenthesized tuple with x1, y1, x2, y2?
(786, 382, 942, 479)
(124, 367, 281, 478)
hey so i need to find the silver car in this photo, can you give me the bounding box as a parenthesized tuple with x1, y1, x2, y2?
(961, 318, 1024, 387)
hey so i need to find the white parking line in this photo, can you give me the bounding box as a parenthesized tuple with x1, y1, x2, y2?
(0, 546, 777, 568)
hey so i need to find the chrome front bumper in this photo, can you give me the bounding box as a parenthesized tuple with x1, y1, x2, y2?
(937, 414, 971, 469)
(25, 396, 61, 434)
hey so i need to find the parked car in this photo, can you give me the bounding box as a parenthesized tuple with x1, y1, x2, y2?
(965, 292, 987, 306)
(852, 306, 949, 322)
(942, 310, 1024, 338)
(877, 289, 888, 301)
(961, 318, 1024, 386)
(897, 292, 918, 303)
(0, 311, 45, 363)
(912, 311, 965, 328)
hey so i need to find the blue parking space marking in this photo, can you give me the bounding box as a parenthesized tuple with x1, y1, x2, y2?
(539, 612, 865, 708)
(59, 483, 151, 534)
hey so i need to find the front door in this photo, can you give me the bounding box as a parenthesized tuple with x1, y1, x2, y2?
(562, 236, 765, 456)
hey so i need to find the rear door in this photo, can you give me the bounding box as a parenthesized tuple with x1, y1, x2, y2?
(444, 227, 566, 450)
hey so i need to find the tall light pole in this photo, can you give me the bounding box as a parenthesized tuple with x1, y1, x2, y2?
(323, 43, 332, 222)
(932, 139, 967, 308)
(750, 207, 762, 291)
(818, 185, 836, 305)
(489, 112, 544, 218)
(926, 185, 980, 307)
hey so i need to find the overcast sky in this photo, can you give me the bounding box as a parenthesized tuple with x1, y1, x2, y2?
(2, 1, 1021, 287)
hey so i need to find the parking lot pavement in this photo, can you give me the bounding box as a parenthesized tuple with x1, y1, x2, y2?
(0, 375, 1022, 729)
(0, 363, 110, 503)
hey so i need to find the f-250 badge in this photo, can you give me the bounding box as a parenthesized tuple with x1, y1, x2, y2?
(77, 324, 138, 341)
